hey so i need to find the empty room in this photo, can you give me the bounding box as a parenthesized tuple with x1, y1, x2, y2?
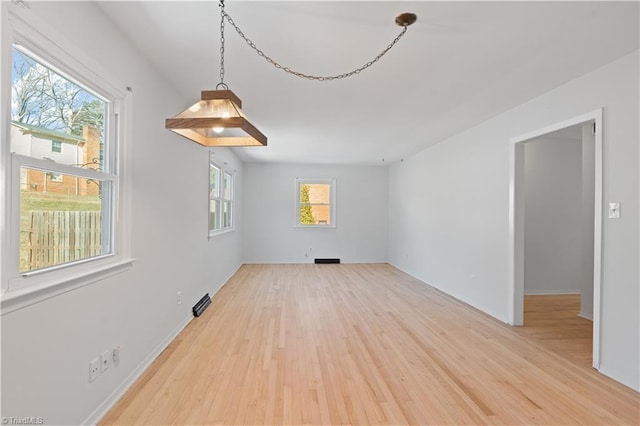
(1, 1, 638, 425)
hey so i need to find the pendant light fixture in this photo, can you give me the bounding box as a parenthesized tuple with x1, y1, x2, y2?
(166, 1, 417, 147)
(165, 1, 267, 146)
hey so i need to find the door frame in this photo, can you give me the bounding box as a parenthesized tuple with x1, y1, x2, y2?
(507, 108, 603, 369)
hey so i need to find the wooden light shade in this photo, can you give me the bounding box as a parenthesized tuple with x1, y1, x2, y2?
(165, 90, 267, 147)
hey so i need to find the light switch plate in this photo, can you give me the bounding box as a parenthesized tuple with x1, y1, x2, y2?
(608, 202, 620, 219)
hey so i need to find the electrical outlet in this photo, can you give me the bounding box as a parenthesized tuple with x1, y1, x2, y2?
(113, 346, 120, 365)
(177, 291, 182, 305)
(89, 358, 100, 382)
(101, 350, 110, 373)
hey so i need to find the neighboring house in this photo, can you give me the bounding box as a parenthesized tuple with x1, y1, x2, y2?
(307, 184, 330, 224)
(11, 121, 101, 196)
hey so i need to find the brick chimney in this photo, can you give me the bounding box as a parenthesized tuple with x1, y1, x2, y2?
(81, 125, 101, 196)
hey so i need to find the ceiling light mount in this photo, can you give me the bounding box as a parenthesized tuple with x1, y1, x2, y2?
(396, 13, 417, 27)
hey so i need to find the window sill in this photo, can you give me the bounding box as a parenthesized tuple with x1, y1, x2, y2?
(208, 228, 235, 240)
(1, 258, 135, 316)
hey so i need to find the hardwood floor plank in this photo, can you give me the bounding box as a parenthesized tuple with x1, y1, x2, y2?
(100, 264, 639, 425)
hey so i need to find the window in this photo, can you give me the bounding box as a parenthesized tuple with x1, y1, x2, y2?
(2, 11, 132, 306)
(48, 172, 63, 183)
(222, 171, 233, 229)
(209, 153, 234, 235)
(9, 45, 113, 275)
(295, 178, 336, 227)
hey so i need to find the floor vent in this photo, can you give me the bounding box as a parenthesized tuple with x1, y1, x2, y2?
(314, 258, 340, 264)
(193, 293, 211, 317)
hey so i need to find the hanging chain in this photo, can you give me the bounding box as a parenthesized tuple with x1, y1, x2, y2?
(218, 0, 228, 89)
(219, 6, 410, 82)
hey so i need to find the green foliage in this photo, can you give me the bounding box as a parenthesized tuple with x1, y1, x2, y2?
(70, 99, 105, 137)
(299, 184, 315, 224)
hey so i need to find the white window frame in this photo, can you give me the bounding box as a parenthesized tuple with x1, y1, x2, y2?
(0, 3, 133, 314)
(294, 177, 336, 228)
(208, 152, 235, 237)
(51, 140, 62, 153)
(222, 170, 234, 230)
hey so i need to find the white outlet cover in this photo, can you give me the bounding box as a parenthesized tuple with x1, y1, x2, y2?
(101, 350, 110, 373)
(89, 358, 99, 382)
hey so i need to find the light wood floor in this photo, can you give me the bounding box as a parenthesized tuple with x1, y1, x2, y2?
(101, 264, 639, 425)
(518, 294, 593, 368)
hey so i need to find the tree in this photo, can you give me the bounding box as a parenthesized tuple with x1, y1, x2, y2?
(299, 184, 316, 224)
(11, 48, 104, 136)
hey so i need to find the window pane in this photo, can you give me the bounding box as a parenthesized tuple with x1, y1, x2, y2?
(223, 172, 232, 201)
(11, 47, 106, 171)
(209, 199, 220, 231)
(210, 164, 220, 198)
(311, 205, 330, 225)
(306, 183, 330, 204)
(223, 201, 232, 228)
(298, 204, 331, 225)
(19, 168, 108, 272)
(51, 140, 62, 153)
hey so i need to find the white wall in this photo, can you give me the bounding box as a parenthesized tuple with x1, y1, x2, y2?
(243, 163, 387, 263)
(1, 3, 243, 424)
(523, 137, 583, 295)
(388, 51, 639, 390)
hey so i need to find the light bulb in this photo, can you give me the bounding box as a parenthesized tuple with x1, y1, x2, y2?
(213, 127, 224, 134)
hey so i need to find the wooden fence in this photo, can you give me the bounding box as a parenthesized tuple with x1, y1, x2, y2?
(28, 210, 102, 270)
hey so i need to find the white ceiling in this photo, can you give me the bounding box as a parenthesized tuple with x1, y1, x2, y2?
(97, 1, 639, 165)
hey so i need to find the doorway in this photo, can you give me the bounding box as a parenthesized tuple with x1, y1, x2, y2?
(508, 109, 602, 369)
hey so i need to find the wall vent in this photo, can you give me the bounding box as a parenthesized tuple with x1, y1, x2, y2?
(193, 293, 211, 317)
(314, 258, 340, 264)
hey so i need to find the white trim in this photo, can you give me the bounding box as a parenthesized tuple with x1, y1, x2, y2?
(208, 156, 235, 236)
(524, 290, 581, 296)
(294, 177, 337, 228)
(217, 263, 242, 294)
(1, 258, 134, 315)
(208, 228, 235, 240)
(578, 311, 594, 321)
(84, 263, 241, 425)
(1, 2, 16, 310)
(83, 314, 193, 426)
(508, 109, 603, 370)
(9, 5, 125, 101)
(1, 3, 134, 305)
(12, 153, 117, 181)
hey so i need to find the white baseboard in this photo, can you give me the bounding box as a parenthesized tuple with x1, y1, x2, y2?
(213, 263, 242, 295)
(83, 263, 242, 425)
(388, 262, 507, 323)
(578, 311, 594, 321)
(524, 290, 581, 296)
(242, 260, 388, 264)
(83, 314, 193, 425)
